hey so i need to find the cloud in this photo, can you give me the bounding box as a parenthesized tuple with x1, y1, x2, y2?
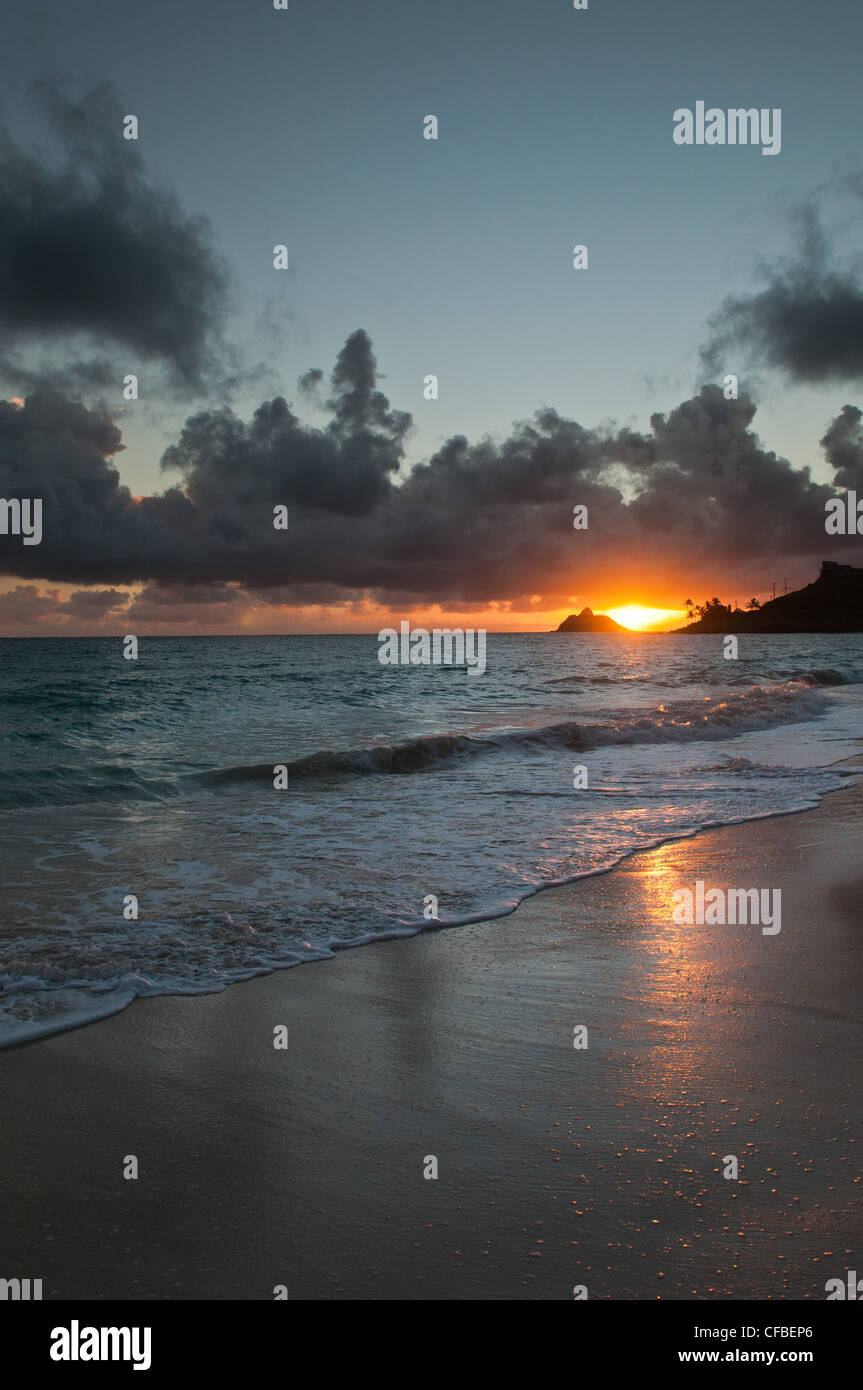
(0, 333, 859, 610)
(161, 330, 410, 520)
(125, 582, 245, 625)
(0, 579, 248, 632)
(298, 367, 325, 402)
(701, 198, 863, 386)
(820, 403, 863, 489)
(0, 583, 128, 626)
(62, 587, 129, 617)
(0, 80, 229, 394)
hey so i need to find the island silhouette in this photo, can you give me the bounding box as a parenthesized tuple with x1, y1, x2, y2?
(554, 607, 630, 633)
(553, 563, 863, 634)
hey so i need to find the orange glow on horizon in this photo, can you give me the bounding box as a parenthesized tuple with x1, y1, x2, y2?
(0, 581, 694, 637)
(603, 604, 687, 631)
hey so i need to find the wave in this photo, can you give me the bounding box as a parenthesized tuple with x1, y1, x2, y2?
(0, 676, 850, 810)
(0, 762, 179, 810)
(198, 680, 836, 786)
(0, 758, 852, 1050)
(544, 665, 861, 690)
(786, 667, 861, 686)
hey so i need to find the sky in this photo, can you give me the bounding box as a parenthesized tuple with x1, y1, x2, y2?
(1, 0, 862, 634)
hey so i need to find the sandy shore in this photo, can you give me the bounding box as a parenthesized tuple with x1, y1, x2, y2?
(2, 768, 862, 1300)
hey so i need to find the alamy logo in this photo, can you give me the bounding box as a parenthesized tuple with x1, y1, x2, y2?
(672, 881, 781, 935)
(673, 102, 781, 156)
(825, 491, 863, 534)
(0, 498, 42, 545)
(50, 1321, 152, 1372)
(825, 1270, 863, 1299)
(378, 621, 487, 676)
(0, 1277, 42, 1299)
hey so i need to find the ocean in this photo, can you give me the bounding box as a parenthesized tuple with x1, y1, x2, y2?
(1, 632, 862, 1047)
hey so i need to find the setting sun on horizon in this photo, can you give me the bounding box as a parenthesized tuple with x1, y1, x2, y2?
(602, 604, 687, 631)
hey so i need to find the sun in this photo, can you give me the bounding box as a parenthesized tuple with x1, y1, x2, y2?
(603, 604, 686, 631)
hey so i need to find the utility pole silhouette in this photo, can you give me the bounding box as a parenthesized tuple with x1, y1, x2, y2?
(772, 582, 776, 600)
(783, 578, 788, 595)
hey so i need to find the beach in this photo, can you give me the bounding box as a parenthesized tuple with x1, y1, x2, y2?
(2, 764, 861, 1301)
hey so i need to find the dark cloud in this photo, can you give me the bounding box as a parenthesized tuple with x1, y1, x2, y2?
(701, 200, 863, 385)
(125, 582, 245, 626)
(0, 584, 66, 625)
(0, 583, 128, 626)
(820, 404, 863, 489)
(0, 80, 229, 393)
(298, 368, 325, 401)
(161, 331, 409, 519)
(62, 587, 129, 616)
(2, 330, 859, 608)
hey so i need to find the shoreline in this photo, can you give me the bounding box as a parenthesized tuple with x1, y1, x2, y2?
(2, 766, 862, 1299)
(3, 763, 857, 1054)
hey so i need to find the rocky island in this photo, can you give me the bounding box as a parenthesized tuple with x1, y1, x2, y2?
(554, 607, 630, 633)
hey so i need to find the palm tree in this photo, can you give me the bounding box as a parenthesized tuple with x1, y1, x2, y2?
(745, 597, 761, 610)
(683, 598, 695, 621)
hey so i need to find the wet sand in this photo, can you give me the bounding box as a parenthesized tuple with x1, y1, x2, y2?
(2, 769, 862, 1300)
